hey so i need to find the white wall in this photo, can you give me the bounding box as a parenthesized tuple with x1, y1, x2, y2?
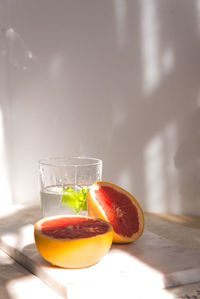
(0, 0, 12, 209)
(1, 0, 200, 215)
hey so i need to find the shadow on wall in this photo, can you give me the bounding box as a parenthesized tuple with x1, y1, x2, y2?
(0, 0, 200, 214)
(103, 0, 200, 215)
(104, 1, 200, 214)
(175, 108, 200, 215)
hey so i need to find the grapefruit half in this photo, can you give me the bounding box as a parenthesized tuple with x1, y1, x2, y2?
(34, 215, 113, 268)
(87, 182, 144, 243)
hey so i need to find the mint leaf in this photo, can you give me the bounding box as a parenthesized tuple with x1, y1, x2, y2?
(62, 187, 89, 214)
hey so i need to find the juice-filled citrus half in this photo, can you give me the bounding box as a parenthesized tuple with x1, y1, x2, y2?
(34, 215, 113, 268)
(87, 182, 144, 243)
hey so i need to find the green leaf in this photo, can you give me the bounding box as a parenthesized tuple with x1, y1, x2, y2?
(62, 187, 89, 214)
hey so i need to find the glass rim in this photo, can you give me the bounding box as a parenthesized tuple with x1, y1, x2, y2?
(39, 156, 103, 167)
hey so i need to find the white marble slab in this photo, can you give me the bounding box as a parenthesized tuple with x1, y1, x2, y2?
(0, 206, 200, 299)
(0, 249, 62, 299)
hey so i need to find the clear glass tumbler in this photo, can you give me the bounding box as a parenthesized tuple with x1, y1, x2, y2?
(39, 157, 102, 217)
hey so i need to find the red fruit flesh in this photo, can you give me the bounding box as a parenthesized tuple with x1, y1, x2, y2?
(94, 186, 139, 238)
(41, 217, 109, 239)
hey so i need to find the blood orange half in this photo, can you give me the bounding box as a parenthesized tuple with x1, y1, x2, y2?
(34, 215, 113, 268)
(87, 182, 144, 243)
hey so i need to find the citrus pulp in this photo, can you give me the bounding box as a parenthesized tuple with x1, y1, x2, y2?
(87, 181, 144, 243)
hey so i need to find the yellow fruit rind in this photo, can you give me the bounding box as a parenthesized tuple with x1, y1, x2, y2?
(34, 216, 113, 268)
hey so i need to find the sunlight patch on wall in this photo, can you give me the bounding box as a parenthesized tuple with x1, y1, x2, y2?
(140, 0, 160, 95)
(164, 122, 180, 213)
(0, 108, 12, 208)
(140, 1, 175, 96)
(49, 54, 63, 79)
(161, 47, 174, 76)
(113, 0, 128, 49)
(196, 0, 200, 35)
(112, 99, 126, 127)
(105, 99, 126, 149)
(197, 91, 200, 107)
(144, 134, 166, 212)
(144, 122, 180, 213)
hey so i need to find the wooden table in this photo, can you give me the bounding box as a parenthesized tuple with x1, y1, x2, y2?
(0, 204, 200, 299)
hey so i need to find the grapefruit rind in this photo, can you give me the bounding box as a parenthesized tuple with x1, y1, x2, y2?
(87, 181, 144, 243)
(34, 215, 113, 268)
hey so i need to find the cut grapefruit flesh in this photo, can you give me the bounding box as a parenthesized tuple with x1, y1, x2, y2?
(34, 215, 113, 268)
(87, 182, 144, 243)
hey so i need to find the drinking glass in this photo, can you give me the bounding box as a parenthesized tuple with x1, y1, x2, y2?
(39, 157, 102, 217)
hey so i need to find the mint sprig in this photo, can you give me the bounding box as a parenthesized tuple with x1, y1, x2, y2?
(62, 187, 89, 214)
